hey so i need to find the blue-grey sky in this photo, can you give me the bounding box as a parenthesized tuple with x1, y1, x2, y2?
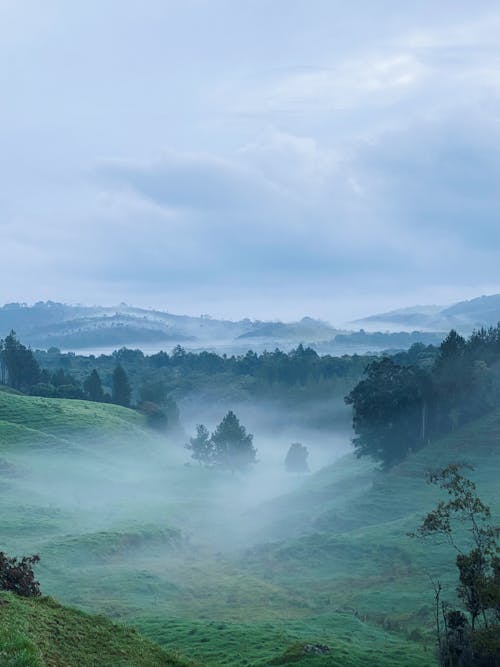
(2, 0, 500, 323)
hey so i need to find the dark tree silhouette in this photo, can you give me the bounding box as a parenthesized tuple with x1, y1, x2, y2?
(112, 364, 131, 407)
(211, 411, 257, 472)
(0, 330, 40, 391)
(186, 424, 213, 465)
(84, 369, 104, 402)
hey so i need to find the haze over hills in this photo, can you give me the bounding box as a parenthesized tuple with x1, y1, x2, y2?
(4, 295, 500, 356)
(0, 302, 339, 354)
(354, 293, 500, 334)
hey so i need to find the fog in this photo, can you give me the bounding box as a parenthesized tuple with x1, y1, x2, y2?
(0, 394, 361, 625)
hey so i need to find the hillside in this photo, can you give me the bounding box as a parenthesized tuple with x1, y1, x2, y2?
(0, 592, 189, 667)
(355, 292, 500, 333)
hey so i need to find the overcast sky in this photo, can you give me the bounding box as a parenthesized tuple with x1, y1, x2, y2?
(2, 1, 500, 324)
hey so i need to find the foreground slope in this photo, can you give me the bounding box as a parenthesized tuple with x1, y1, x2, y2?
(0, 592, 190, 667)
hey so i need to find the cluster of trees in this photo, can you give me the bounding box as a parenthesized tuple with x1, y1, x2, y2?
(0, 332, 180, 429)
(186, 411, 257, 473)
(413, 465, 499, 666)
(346, 326, 500, 466)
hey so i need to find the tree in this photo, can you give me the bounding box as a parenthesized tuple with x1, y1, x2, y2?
(345, 358, 429, 467)
(211, 411, 257, 472)
(412, 464, 500, 665)
(285, 442, 309, 473)
(84, 369, 104, 402)
(0, 331, 40, 391)
(186, 424, 213, 465)
(112, 364, 131, 407)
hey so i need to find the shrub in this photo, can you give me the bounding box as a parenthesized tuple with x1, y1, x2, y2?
(0, 552, 41, 597)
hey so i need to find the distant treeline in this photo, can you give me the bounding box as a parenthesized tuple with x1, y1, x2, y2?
(30, 343, 379, 405)
(346, 325, 500, 466)
(335, 329, 444, 348)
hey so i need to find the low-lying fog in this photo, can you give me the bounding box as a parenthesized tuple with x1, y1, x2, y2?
(5, 400, 353, 551)
(0, 397, 362, 629)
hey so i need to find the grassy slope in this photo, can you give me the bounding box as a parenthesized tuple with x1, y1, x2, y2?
(0, 592, 190, 667)
(0, 387, 193, 666)
(2, 386, 498, 666)
(0, 386, 147, 441)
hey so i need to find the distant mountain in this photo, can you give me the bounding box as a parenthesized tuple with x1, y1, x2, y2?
(355, 294, 500, 333)
(0, 302, 338, 352)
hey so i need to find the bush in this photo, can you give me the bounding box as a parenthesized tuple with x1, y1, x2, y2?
(0, 552, 41, 597)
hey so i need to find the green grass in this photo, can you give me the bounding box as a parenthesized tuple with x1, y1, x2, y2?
(0, 592, 190, 667)
(135, 613, 437, 666)
(2, 389, 500, 665)
(0, 386, 148, 445)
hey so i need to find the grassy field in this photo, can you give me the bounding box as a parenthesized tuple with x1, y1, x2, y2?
(1, 385, 498, 665)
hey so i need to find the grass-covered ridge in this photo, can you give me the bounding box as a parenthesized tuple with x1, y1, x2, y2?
(0, 592, 190, 667)
(0, 385, 147, 444)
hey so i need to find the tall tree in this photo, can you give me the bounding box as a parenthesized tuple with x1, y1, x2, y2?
(186, 424, 213, 465)
(345, 357, 428, 466)
(412, 464, 500, 665)
(84, 369, 104, 402)
(112, 364, 131, 407)
(0, 330, 40, 391)
(211, 411, 257, 473)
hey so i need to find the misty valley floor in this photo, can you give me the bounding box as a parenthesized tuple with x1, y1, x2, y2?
(1, 389, 499, 665)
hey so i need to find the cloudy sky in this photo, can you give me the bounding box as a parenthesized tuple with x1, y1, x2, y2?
(2, 1, 500, 324)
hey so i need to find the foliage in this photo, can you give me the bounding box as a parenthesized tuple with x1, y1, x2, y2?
(186, 412, 257, 472)
(346, 324, 500, 466)
(139, 400, 169, 431)
(112, 364, 131, 407)
(345, 357, 430, 466)
(209, 410, 257, 472)
(186, 424, 213, 465)
(0, 553, 41, 597)
(83, 369, 105, 402)
(0, 331, 40, 391)
(412, 464, 500, 666)
(285, 442, 309, 473)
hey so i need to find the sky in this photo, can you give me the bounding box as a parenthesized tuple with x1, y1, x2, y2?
(2, 1, 500, 325)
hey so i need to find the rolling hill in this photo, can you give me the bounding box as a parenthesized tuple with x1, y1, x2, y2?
(0, 302, 338, 352)
(355, 292, 500, 333)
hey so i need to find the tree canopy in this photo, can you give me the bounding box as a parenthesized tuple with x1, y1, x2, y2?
(186, 412, 257, 472)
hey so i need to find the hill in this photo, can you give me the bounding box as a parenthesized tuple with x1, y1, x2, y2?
(355, 292, 500, 333)
(0, 592, 189, 667)
(0, 302, 338, 353)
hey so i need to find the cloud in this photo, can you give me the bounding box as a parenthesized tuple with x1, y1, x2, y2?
(2, 2, 500, 320)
